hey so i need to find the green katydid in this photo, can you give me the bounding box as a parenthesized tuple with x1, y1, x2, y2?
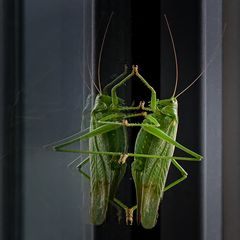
(131, 15, 203, 229)
(107, 15, 203, 229)
(52, 13, 129, 224)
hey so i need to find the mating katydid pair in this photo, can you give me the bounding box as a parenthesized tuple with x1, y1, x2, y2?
(52, 15, 203, 229)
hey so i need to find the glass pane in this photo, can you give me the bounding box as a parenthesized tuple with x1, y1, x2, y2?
(23, 0, 94, 239)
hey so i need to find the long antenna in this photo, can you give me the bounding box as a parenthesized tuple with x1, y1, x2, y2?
(97, 12, 114, 94)
(86, 60, 100, 93)
(175, 24, 227, 98)
(175, 71, 203, 98)
(175, 50, 215, 98)
(164, 14, 179, 98)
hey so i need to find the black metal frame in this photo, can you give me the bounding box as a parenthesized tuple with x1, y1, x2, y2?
(223, 0, 240, 240)
(0, 0, 24, 239)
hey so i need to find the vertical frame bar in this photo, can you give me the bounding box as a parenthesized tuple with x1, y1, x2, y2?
(0, 0, 5, 237)
(202, 0, 223, 240)
(1, 0, 24, 239)
(223, 0, 240, 240)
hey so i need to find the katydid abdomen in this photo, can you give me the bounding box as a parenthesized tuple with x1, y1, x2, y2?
(132, 100, 178, 229)
(89, 94, 127, 224)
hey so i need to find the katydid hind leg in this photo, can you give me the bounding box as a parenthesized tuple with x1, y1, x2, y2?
(164, 159, 188, 191)
(54, 110, 140, 153)
(132, 121, 201, 229)
(122, 115, 202, 160)
(53, 123, 122, 152)
(143, 125, 203, 160)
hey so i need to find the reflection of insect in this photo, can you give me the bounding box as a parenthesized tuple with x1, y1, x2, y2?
(52, 13, 128, 224)
(53, 66, 128, 224)
(52, 13, 149, 225)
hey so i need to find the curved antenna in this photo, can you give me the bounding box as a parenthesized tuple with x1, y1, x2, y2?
(97, 12, 114, 94)
(86, 60, 100, 94)
(175, 71, 203, 98)
(175, 52, 215, 98)
(175, 24, 227, 98)
(164, 14, 179, 97)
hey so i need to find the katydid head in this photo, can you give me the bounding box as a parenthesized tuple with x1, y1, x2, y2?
(93, 94, 123, 112)
(93, 94, 112, 112)
(157, 97, 178, 118)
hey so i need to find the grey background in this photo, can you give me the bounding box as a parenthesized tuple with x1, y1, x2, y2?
(23, 0, 94, 239)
